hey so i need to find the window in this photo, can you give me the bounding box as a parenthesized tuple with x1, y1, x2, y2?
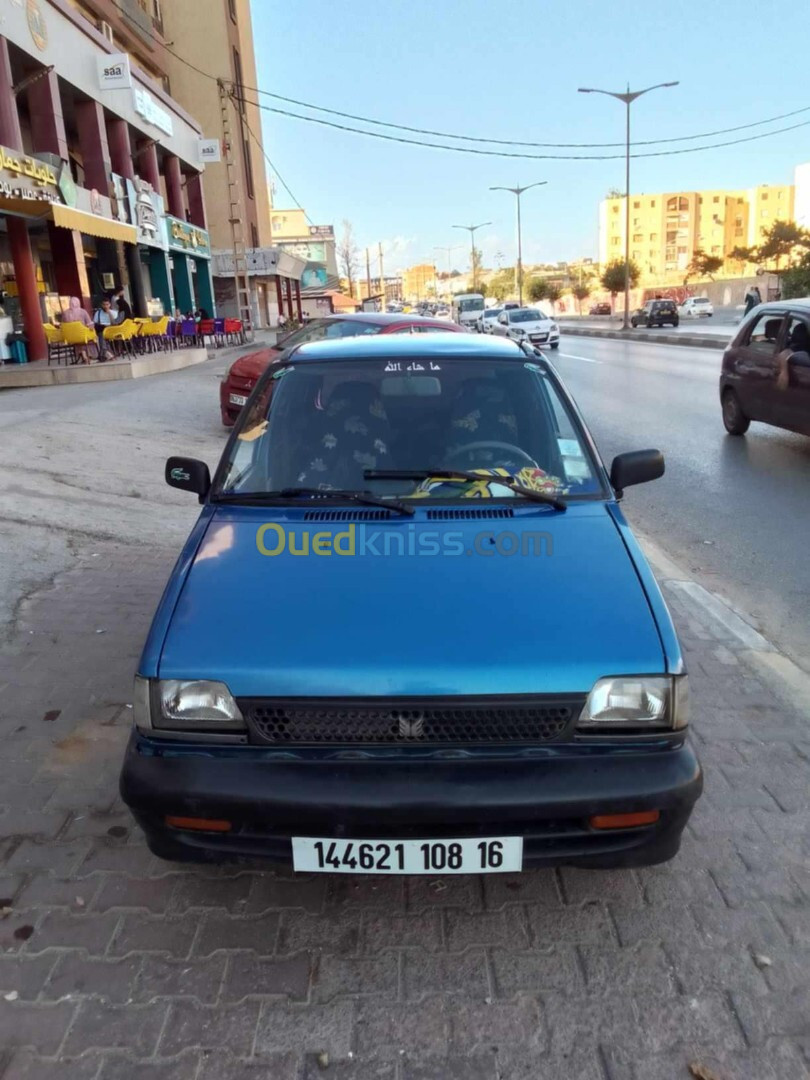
(735, 216, 743, 227)
(228, 0, 237, 20)
(711, 246, 721, 254)
(650, 233, 658, 242)
(713, 196, 720, 204)
(778, 191, 783, 200)
(786, 316, 810, 354)
(612, 205, 619, 214)
(232, 47, 246, 115)
(698, 197, 703, 204)
(735, 227, 744, 238)
(633, 217, 640, 226)
(737, 197, 744, 205)
(761, 192, 768, 201)
(650, 200, 656, 208)
(649, 250, 656, 258)
(611, 236, 620, 246)
(667, 197, 678, 212)
(633, 201, 640, 208)
(632, 233, 643, 243)
(250, 223, 259, 249)
(761, 210, 769, 219)
(746, 312, 784, 354)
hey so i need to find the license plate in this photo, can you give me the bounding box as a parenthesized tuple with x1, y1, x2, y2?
(229, 393, 247, 406)
(292, 836, 523, 874)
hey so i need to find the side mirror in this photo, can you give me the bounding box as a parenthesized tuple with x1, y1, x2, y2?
(166, 456, 211, 502)
(610, 450, 664, 496)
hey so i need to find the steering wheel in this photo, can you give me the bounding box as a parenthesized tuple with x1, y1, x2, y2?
(445, 441, 539, 470)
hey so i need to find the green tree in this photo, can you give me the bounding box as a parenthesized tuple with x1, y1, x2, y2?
(471, 247, 485, 289)
(781, 252, 810, 298)
(728, 245, 754, 270)
(755, 220, 810, 274)
(573, 283, 591, 314)
(487, 267, 517, 301)
(684, 248, 724, 285)
(527, 277, 548, 303)
(545, 283, 562, 312)
(600, 258, 640, 311)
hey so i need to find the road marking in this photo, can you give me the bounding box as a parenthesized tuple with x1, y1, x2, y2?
(557, 352, 602, 364)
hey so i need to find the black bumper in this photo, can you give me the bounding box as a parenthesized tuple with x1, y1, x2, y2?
(120, 733, 703, 870)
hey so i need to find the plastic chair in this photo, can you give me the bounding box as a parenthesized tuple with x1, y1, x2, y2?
(224, 318, 244, 345)
(43, 324, 70, 366)
(138, 316, 171, 352)
(180, 319, 199, 346)
(61, 320, 96, 363)
(103, 319, 141, 356)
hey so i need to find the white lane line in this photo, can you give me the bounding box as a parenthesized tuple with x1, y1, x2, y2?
(557, 352, 602, 364)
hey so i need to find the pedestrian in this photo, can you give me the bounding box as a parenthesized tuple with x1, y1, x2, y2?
(61, 296, 94, 364)
(743, 284, 760, 316)
(113, 286, 132, 323)
(93, 298, 116, 361)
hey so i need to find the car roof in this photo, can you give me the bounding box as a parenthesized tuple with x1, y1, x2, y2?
(755, 297, 810, 311)
(315, 312, 441, 325)
(290, 333, 525, 363)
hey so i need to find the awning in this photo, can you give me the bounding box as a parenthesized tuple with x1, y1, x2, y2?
(51, 204, 138, 243)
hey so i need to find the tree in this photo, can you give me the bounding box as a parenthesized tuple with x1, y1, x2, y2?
(600, 258, 640, 312)
(729, 245, 754, 270)
(470, 247, 485, 289)
(781, 251, 810, 299)
(573, 283, 591, 314)
(337, 220, 359, 297)
(545, 283, 562, 312)
(486, 267, 517, 301)
(527, 277, 548, 304)
(606, 187, 622, 199)
(755, 220, 810, 274)
(684, 248, 724, 285)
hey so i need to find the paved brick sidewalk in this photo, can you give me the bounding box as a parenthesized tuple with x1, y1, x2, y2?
(0, 545, 808, 1079)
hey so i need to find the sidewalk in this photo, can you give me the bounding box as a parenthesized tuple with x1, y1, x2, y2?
(0, 541, 808, 1078)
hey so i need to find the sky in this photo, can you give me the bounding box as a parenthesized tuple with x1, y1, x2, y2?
(251, 0, 808, 275)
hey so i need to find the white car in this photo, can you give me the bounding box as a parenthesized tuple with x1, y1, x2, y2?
(679, 296, 714, 318)
(477, 307, 504, 333)
(492, 307, 560, 349)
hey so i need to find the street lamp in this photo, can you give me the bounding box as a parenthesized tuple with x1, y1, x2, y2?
(578, 81, 679, 329)
(489, 182, 547, 307)
(434, 244, 462, 301)
(452, 222, 491, 292)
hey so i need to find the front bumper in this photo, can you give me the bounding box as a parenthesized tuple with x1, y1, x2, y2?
(120, 732, 702, 870)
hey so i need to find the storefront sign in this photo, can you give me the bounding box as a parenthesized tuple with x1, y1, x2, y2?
(166, 215, 211, 258)
(133, 86, 174, 137)
(309, 225, 335, 240)
(111, 173, 168, 249)
(280, 240, 326, 263)
(197, 138, 221, 164)
(26, 0, 47, 51)
(98, 53, 132, 90)
(0, 145, 61, 210)
(57, 162, 78, 209)
(302, 265, 328, 288)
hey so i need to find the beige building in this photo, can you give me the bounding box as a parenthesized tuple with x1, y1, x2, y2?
(402, 262, 438, 301)
(159, 0, 271, 253)
(599, 183, 795, 285)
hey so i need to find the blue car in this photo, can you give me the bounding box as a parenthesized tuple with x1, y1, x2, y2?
(121, 334, 702, 873)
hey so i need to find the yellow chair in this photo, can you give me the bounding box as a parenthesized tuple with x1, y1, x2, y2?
(43, 324, 70, 366)
(103, 319, 141, 356)
(137, 316, 171, 352)
(60, 320, 96, 363)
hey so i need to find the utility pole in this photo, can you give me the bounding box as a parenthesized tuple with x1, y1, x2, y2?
(366, 247, 372, 308)
(218, 79, 253, 339)
(378, 242, 384, 308)
(452, 223, 491, 292)
(489, 182, 547, 307)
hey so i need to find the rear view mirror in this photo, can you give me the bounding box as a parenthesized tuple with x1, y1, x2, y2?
(610, 450, 664, 496)
(166, 456, 211, 502)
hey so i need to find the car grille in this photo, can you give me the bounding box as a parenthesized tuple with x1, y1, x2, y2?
(238, 696, 584, 746)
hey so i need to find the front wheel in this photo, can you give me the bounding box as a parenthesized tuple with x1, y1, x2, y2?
(550, 342, 559, 350)
(631, 319, 638, 328)
(722, 389, 750, 435)
(672, 318, 679, 327)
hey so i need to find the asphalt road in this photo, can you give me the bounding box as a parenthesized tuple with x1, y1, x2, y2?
(556, 334, 810, 670)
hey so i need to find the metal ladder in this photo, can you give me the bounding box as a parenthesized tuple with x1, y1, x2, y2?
(218, 78, 253, 341)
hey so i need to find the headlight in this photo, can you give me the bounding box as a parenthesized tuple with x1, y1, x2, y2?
(133, 677, 246, 732)
(578, 675, 689, 732)
(550, 323, 558, 332)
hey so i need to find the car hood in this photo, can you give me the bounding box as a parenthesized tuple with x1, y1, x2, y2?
(158, 504, 665, 697)
(227, 347, 277, 382)
(511, 321, 553, 333)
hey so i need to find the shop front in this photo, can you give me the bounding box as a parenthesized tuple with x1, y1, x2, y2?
(210, 246, 305, 328)
(166, 216, 213, 317)
(111, 173, 173, 316)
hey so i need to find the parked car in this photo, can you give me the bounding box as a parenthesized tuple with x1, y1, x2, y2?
(491, 307, 560, 349)
(219, 313, 462, 426)
(121, 333, 701, 871)
(720, 299, 810, 437)
(679, 297, 714, 318)
(477, 307, 504, 333)
(590, 303, 612, 315)
(502, 302, 520, 311)
(631, 300, 679, 328)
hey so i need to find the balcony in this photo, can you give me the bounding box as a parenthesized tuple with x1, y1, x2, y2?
(118, 0, 153, 43)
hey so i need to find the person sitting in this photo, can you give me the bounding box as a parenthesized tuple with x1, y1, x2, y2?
(113, 286, 132, 323)
(93, 298, 116, 361)
(62, 297, 94, 365)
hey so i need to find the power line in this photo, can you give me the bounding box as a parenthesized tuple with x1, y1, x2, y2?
(239, 96, 810, 162)
(237, 103, 312, 220)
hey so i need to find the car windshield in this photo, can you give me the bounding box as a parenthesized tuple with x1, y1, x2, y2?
(510, 309, 544, 323)
(693, 298, 709, 304)
(485, 309, 503, 318)
(277, 318, 383, 349)
(214, 356, 604, 501)
(458, 298, 484, 312)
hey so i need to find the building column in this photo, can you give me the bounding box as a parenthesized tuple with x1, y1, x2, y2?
(285, 276, 293, 319)
(172, 253, 194, 314)
(137, 138, 161, 192)
(275, 275, 284, 317)
(0, 37, 46, 361)
(186, 172, 207, 230)
(164, 154, 185, 219)
(144, 249, 174, 316)
(195, 259, 214, 316)
(76, 100, 112, 192)
(27, 68, 91, 312)
(106, 117, 148, 317)
(294, 279, 302, 320)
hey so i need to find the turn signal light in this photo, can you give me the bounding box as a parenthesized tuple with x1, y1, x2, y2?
(165, 815, 232, 833)
(589, 810, 660, 830)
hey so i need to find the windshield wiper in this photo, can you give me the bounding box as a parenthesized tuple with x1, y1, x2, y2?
(365, 468, 567, 511)
(214, 487, 414, 515)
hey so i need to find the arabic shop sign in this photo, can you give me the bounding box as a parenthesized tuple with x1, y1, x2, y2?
(0, 145, 61, 209)
(166, 215, 211, 259)
(111, 173, 167, 250)
(133, 86, 174, 137)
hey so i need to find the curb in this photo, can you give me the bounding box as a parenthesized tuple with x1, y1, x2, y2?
(560, 326, 727, 350)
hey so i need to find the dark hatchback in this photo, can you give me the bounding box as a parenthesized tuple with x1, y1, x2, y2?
(122, 334, 702, 874)
(631, 300, 679, 328)
(720, 299, 810, 437)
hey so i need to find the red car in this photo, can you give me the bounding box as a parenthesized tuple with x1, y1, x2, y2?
(219, 313, 463, 426)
